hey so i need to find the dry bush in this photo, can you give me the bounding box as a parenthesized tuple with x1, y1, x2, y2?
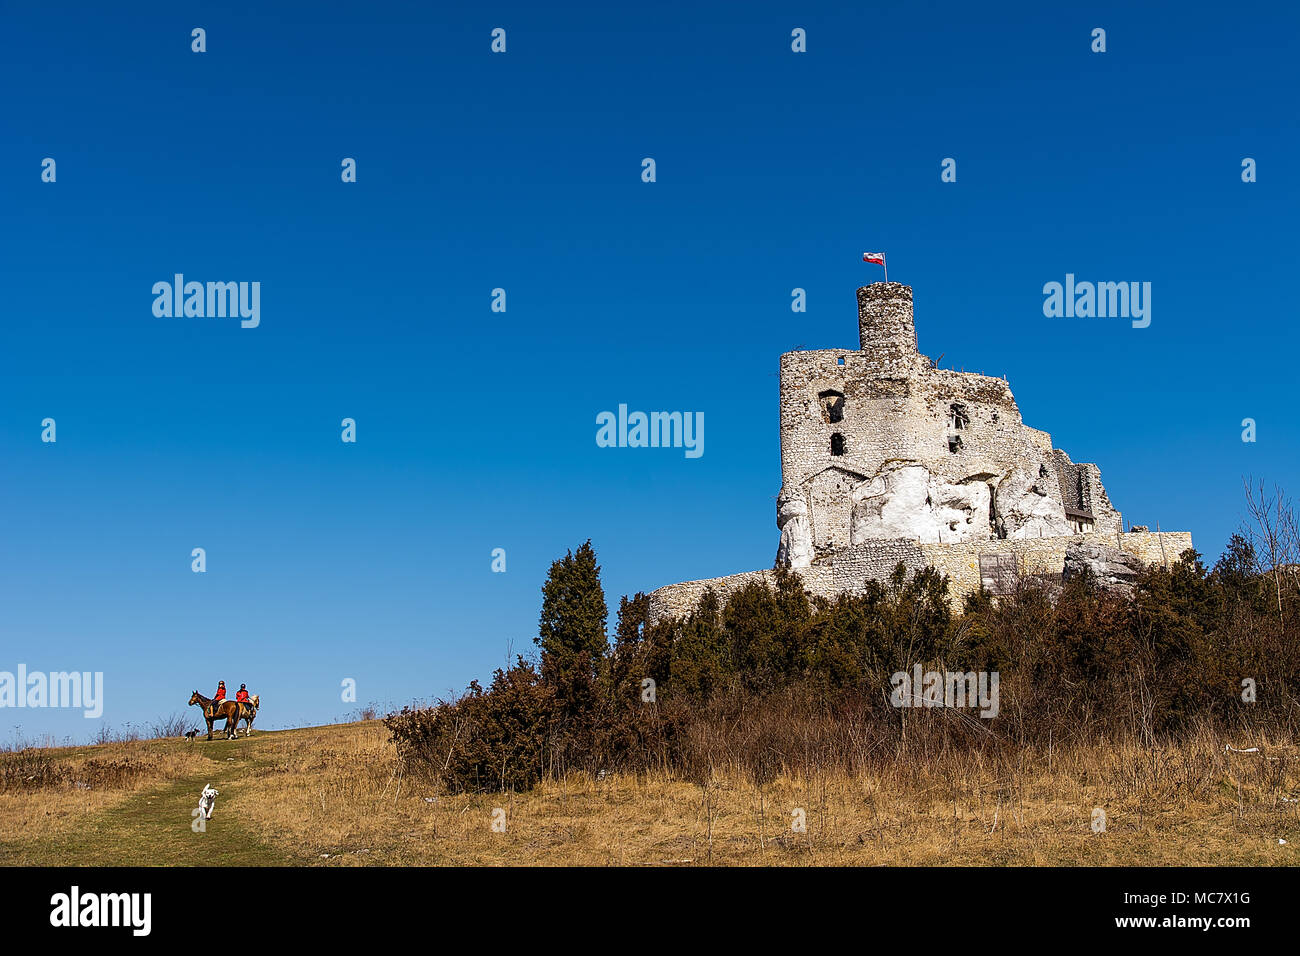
(0, 749, 68, 793)
(150, 712, 194, 738)
(1, 747, 163, 795)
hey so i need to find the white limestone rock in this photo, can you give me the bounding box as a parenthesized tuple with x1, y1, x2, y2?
(775, 488, 814, 568)
(1063, 541, 1145, 592)
(849, 463, 991, 544)
(929, 475, 992, 543)
(994, 464, 1072, 539)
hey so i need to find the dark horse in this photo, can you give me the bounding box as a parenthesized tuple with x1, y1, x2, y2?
(188, 691, 241, 740)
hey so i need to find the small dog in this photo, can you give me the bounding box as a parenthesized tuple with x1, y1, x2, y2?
(183, 730, 200, 742)
(198, 784, 219, 820)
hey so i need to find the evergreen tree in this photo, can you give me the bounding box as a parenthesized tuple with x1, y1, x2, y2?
(536, 540, 608, 689)
(608, 591, 649, 702)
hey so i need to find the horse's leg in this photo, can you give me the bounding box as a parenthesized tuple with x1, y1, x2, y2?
(206, 714, 214, 741)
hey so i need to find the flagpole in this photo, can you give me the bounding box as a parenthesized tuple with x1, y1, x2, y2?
(884, 258, 888, 283)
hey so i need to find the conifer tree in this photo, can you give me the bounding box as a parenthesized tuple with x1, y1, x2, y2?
(536, 540, 608, 689)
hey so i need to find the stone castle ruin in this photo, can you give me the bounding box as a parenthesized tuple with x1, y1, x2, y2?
(647, 282, 1191, 623)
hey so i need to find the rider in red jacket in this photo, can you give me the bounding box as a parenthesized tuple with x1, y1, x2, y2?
(213, 681, 226, 702)
(235, 684, 250, 703)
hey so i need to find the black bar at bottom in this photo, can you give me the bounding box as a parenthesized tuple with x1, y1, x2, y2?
(0, 865, 1276, 942)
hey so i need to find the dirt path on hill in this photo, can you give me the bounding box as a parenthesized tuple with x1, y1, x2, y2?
(6, 734, 295, 867)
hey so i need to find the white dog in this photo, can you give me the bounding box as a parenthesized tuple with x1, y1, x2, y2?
(198, 784, 219, 820)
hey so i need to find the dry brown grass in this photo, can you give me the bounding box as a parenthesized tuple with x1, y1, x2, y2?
(234, 721, 1300, 866)
(0, 740, 212, 848)
(3, 720, 1296, 865)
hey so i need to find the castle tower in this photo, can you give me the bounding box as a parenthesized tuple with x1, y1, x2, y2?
(857, 282, 918, 372)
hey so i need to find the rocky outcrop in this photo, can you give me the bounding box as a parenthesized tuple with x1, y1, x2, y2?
(849, 463, 990, 544)
(1062, 541, 1146, 592)
(775, 487, 814, 568)
(994, 464, 1072, 539)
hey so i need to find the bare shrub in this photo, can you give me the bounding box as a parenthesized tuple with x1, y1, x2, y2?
(150, 712, 193, 738)
(0, 749, 68, 792)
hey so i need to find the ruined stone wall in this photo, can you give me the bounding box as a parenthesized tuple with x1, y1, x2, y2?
(917, 530, 1192, 599)
(777, 357, 1057, 489)
(776, 283, 1124, 556)
(829, 538, 929, 593)
(777, 356, 1072, 548)
(648, 280, 1187, 628)
(777, 349, 921, 491)
(645, 531, 1195, 625)
(1079, 463, 1122, 533)
(782, 286, 1060, 491)
(645, 568, 783, 625)
(1052, 451, 1087, 512)
(1053, 450, 1123, 533)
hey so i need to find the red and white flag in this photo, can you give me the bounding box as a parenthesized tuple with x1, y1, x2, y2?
(862, 252, 886, 266)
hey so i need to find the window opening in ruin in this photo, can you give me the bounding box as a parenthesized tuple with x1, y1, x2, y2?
(1039, 464, 1050, 478)
(950, 404, 969, 430)
(830, 433, 846, 456)
(948, 435, 963, 453)
(836, 356, 845, 366)
(818, 390, 845, 424)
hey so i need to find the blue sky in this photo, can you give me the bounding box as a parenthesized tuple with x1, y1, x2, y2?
(2, 1, 1297, 742)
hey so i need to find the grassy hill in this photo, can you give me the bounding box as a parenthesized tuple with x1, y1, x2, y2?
(2, 719, 1297, 866)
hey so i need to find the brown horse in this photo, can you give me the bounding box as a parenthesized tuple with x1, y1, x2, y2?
(188, 691, 240, 740)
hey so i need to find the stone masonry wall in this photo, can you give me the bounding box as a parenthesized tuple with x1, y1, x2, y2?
(917, 530, 1193, 599)
(645, 531, 1194, 625)
(857, 282, 921, 373)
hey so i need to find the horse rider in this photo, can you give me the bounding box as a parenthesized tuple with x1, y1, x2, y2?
(235, 684, 250, 704)
(213, 681, 227, 706)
